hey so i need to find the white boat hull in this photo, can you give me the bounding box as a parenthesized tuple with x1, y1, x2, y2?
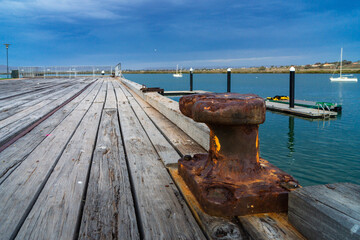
(173, 64, 183, 77)
(330, 77, 358, 82)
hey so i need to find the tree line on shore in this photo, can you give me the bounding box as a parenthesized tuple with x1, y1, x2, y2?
(123, 60, 360, 74)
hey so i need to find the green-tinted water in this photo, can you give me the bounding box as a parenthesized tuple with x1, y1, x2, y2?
(124, 73, 360, 186)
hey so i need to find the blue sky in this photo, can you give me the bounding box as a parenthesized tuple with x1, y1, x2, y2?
(0, 0, 359, 69)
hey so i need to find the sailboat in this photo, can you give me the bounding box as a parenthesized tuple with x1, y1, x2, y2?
(173, 65, 183, 78)
(330, 48, 358, 82)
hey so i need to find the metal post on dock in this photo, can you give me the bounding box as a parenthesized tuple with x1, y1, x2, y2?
(190, 68, 193, 91)
(289, 66, 295, 108)
(227, 68, 231, 92)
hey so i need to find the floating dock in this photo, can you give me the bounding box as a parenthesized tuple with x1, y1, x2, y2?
(0, 77, 358, 240)
(266, 100, 338, 118)
(266, 99, 342, 112)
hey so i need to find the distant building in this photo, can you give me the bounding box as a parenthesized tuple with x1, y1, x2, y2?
(312, 64, 321, 67)
(323, 63, 335, 67)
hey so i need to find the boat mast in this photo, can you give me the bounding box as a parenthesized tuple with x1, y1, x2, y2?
(340, 48, 343, 77)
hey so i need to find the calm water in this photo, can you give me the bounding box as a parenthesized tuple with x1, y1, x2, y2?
(124, 73, 360, 186)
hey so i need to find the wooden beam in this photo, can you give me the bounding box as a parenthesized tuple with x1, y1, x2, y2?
(289, 183, 360, 240)
(238, 213, 306, 240)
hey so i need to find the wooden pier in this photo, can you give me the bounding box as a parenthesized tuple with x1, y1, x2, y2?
(0, 77, 204, 239)
(0, 77, 358, 240)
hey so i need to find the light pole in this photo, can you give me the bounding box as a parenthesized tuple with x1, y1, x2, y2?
(4, 44, 10, 78)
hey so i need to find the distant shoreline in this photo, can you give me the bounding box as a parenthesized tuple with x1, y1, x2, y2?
(123, 68, 360, 74)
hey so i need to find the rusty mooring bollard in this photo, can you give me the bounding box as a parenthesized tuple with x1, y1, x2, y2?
(178, 93, 299, 216)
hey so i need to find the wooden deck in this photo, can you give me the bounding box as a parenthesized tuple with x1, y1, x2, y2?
(0, 77, 207, 239)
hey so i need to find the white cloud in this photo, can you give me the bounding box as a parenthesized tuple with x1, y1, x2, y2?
(0, 0, 149, 21)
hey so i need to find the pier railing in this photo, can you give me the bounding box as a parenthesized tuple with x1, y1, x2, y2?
(15, 66, 114, 78)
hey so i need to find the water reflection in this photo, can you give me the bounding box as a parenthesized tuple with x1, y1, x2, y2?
(287, 116, 295, 156)
(338, 82, 343, 104)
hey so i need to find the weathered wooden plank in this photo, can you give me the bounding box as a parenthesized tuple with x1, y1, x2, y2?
(0, 78, 89, 107)
(0, 80, 55, 99)
(0, 80, 69, 106)
(116, 81, 181, 166)
(104, 80, 117, 109)
(0, 80, 102, 183)
(15, 81, 106, 240)
(0, 78, 77, 101)
(121, 81, 206, 158)
(0, 81, 104, 240)
(168, 166, 245, 240)
(0, 82, 84, 128)
(0, 81, 76, 120)
(288, 183, 360, 240)
(114, 85, 206, 239)
(0, 81, 92, 147)
(0, 83, 81, 121)
(238, 213, 306, 240)
(79, 107, 139, 240)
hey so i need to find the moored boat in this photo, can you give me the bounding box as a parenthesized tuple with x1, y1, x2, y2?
(330, 48, 358, 82)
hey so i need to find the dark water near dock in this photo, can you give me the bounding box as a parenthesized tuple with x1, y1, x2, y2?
(124, 73, 360, 186)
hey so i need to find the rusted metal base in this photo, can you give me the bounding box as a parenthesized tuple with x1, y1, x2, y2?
(179, 154, 298, 216)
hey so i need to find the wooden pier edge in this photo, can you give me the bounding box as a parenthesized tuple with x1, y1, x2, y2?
(288, 183, 360, 240)
(121, 77, 210, 150)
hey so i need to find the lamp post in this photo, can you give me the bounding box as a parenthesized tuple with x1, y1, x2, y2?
(4, 44, 10, 78)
